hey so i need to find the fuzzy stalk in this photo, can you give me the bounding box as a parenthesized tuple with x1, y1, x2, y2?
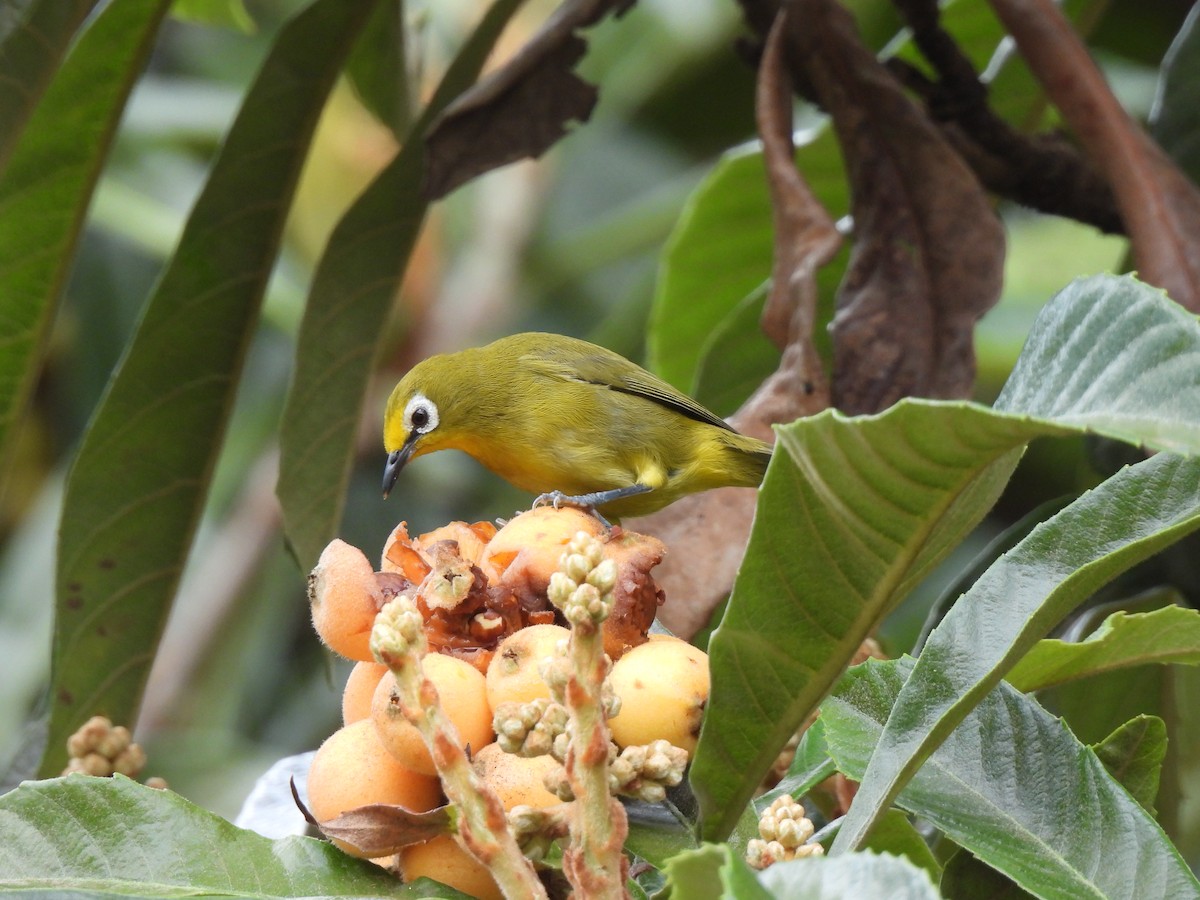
(371, 596, 547, 900)
(550, 536, 630, 899)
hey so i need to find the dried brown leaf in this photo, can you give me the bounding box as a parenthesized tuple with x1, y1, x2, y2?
(749, 7, 840, 426)
(790, 0, 1004, 414)
(422, 0, 635, 200)
(318, 803, 453, 857)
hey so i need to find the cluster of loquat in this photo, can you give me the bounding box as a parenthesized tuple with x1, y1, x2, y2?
(305, 505, 711, 898)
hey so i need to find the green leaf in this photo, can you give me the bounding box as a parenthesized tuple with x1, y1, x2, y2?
(170, 0, 254, 33)
(661, 844, 774, 900)
(346, 0, 410, 135)
(860, 811, 941, 886)
(824, 659, 1200, 900)
(690, 283, 778, 417)
(0, 0, 170, 524)
(939, 850, 1037, 900)
(1151, 4, 1200, 183)
(693, 274, 1200, 841)
(758, 851, 942, 899)
(1007, 606, 1200, 692)
(834, 451, 1200, 853)
(623, 799, 698, 869)
(276, 0, 526, 571)
(993, 277, 1200, 453)
(1092, 715, 1167, 815)
(693, 401, 1031, 839)
(0, 775, 449, 897)
(0, 0, 98, 174)
(647, 128, 847, 393)
(754, 718, 836, 814)
(42, 0, 378, 778)
(825, 275, 1200, 851)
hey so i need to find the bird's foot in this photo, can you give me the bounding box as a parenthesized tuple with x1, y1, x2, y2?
(532, 491, 613, 528)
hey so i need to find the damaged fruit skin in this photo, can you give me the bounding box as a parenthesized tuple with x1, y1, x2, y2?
(359, 509, 665, 672)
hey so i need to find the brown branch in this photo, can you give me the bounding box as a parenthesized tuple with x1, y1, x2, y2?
(735, 0, 1125, 235)
(887, 0, 1123, 234)
(987, 0, 1200, 311)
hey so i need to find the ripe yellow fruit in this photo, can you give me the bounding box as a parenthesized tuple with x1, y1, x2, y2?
(309, 540, 382, 662)
(371, 653, 494, 776)
(342, 661, 388, 726)
(399, 834, 503, 900)
(472, 742, 562, 810)
(608, 639, 709, 754)
(482, 506, 603, 586)
(306, 720, 442, 829)
(485, 624, 570, 710)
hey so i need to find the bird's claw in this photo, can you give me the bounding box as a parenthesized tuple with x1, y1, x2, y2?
(533, 491, 569, 510)
(530, 491, 612, 528)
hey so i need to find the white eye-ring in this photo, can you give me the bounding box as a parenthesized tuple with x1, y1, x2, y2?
(404, 393, 439, 434)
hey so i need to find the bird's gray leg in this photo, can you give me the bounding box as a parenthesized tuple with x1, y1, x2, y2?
(532, 484, 652, 526)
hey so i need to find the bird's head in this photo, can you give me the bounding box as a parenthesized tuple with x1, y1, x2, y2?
(381, 355, 466, 498)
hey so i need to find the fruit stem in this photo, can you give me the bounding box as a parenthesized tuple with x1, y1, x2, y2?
(550, 534, 631, 899)
(372, 596, 548, 900)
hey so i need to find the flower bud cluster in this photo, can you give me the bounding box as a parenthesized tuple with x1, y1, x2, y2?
(62, 715, 151, 781)
(494, 698, 569, 758)
(607, 739, 688, 803)
(746, 795, 824, 869)
(547, 533, 617, 628)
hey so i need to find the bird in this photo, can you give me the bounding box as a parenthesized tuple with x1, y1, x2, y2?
(381, 333, 772, 520)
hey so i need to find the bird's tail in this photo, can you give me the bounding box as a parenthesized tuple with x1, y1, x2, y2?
(724, 434, 773, 488)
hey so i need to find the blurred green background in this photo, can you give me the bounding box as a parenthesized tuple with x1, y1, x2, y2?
(0, 0, 1190, 820)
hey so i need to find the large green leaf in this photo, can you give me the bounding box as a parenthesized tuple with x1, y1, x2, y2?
(1007, 606, 1200, 692)
(0, 0, 171, 519)
(276, 0, 527, 571)
(831, 277, 1200, 851)
(823, 660, 1199, 899)
(0, 775, 457, 897)
(0, 0, 98, 174)
(692, 274, 1200, 841)
(42, 0, 378, 778)
(833, 454, 1200, 853)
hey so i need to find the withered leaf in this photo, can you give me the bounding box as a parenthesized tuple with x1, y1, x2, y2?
(790, 0, 1005, 414)
(423, 0, 635, 200)
(319, 804, 453, 857)
(752, 7, 840, 420)
(291, 777, 452, 856)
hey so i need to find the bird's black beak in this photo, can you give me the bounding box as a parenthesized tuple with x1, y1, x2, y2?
(382, 433, 418, 499)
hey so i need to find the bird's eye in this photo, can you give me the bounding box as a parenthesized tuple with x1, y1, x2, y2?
(403, 393, 439, 434)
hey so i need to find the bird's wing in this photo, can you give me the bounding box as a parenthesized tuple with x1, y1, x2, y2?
(522, 343, 736, 433)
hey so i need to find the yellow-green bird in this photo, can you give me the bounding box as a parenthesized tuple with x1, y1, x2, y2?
(381, 333, 772, 519)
